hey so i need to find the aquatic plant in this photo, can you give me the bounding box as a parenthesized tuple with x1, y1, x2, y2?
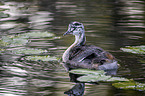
(69, 69, 129, 82)
(11, 48, 48, 55)
(77, 74, 111, 82)
(69, 69, 105, 75)
(112, 81, 145, 91)
(24, 55, 58, 61)
(19, 31, 54, 38)
(0, 35, 28, 47)
(0, 31, 56, 47)
(121, 45, 145, 54)
(0, 48, 5, 53)
(69, 69, 145, 91)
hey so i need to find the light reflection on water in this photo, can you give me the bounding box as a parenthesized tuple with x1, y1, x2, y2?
(0, 0, 145, 96)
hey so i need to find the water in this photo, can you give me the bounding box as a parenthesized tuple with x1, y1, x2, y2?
(0, 0, 145, 96)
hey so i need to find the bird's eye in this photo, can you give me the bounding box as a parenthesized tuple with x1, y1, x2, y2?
(77, 28, 82, 31)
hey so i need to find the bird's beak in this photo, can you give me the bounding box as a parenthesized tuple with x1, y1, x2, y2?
(63, 30, 71, 36)
(63, 27, 74, 36)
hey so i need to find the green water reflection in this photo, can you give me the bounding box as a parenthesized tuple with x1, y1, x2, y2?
(0, 0, 145, 96)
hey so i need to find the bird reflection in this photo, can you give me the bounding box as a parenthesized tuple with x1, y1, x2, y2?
(64, 83, 85, 96)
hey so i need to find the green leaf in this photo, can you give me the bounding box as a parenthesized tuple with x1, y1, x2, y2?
(106, 77, 129, 82)
(112, 81, 145, 91)
(0, 39, 9, 46)
(11, 48, 47, 55)
(0, 31, 55, 47)
(24, 55, 58, 61)
(121, 45, 145, 54)
(69, 69, 105, 75)
(69, 69, 130, 83)
(19, 31, 54, 38)
(0, 35, 28, 47)
(0, 48, 6, 53)
(77, 74, 111, 82)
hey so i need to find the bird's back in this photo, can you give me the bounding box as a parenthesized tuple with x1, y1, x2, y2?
(64, 45, 116, 71)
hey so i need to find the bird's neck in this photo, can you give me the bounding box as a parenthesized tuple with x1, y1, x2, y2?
(74, 33, 86, 46)
(62, 33, 86, 62)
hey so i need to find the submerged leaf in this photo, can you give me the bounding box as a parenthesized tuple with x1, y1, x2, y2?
(25, 55, 58, 61)
(69, 69, 105, 75)
(77, 75, 111, 82)
(121, 45, 145, 54)
(112, 81, 145, 91)
(12, 48, 47, 55)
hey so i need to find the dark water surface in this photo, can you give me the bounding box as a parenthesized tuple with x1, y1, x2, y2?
(0, 0, 145, 96)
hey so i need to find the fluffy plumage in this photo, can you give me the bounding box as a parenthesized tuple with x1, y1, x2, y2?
(62, 21, 117, 71)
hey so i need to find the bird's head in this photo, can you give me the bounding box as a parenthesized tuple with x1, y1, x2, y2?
(64, 21, 85, 36)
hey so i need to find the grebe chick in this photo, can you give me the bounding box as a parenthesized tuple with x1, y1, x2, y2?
(62, 21, 118, 71)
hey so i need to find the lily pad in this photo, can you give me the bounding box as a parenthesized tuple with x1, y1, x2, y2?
(0, 48, 6, 53)
(121, 45, 145, 54)
(112, 81, 145, 91)
(0, 35, 28, 47)
(106, 77, 129, 82)
(69, 69, 105, 75)
(0, 39, 9, 46)
(69, 69, 130, 83)
(11, 48, 47, 55)
(19, 31, 54, 38)
(69, 69, 145, 91)
(0, 31, 55, 47)
(24, 55, 58, 61)
(77, 74, 111, 82)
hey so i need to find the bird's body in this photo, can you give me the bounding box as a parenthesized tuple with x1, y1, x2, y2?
(62, 22, 118, 71)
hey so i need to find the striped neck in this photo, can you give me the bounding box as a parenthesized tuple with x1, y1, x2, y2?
(75, 33, 86, 46)
(62, 32, 86, 62)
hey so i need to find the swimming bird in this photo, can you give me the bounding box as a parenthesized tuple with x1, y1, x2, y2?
(62, 21, 118, 71)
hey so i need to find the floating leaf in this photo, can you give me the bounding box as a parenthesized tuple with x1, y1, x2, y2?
(121, 45, 145, 54)
(106, 77, 129, 82)
(69, 69, 130, 83)
(69, 69, 105, 75)
(69, 69, 145, 91)
(0, 39, 9, 46)
(0, 48, 6, 53)
(112, 81, 145, 91)
(0, 35, 28, 47)
(77, 75, 111, 82)
(11, 48, 47, 55)
(19, 31, 54, 38)
(25, 55, 58, 61)
(0, 31, 56, 47)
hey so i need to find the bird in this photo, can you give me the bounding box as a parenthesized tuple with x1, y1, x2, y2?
(62, 21, 118, 71)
